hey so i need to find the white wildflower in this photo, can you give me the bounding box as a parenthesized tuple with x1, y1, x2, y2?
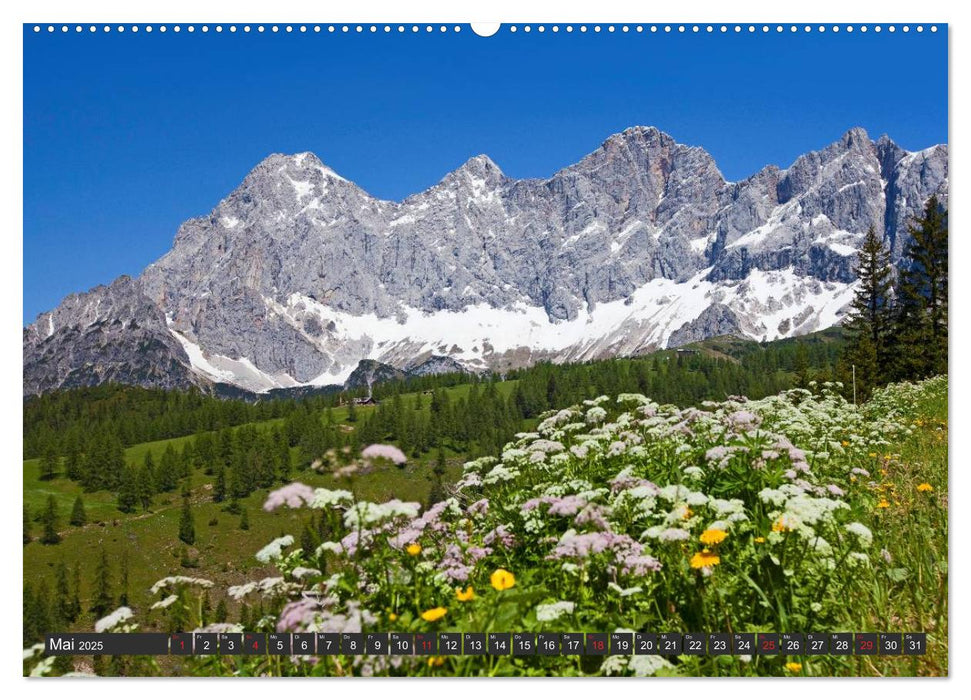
(228, 582, 258, 600)
(629, 654, 674, 677)
(535, 600, 576, 621)
(607, 582, 643, 597)
(311, 488, 353, 509)
(316, 541, 344, 556)
(256, 535, 295, 563)
(150, 595, 178, 610)
(845, 522, 873, 546)
(585, 406, 608, 424)
(23, 643, 44, 660)
(150, 575, 214, 594)
(600, 655, 629, 675)
(95, 606, 133, 632)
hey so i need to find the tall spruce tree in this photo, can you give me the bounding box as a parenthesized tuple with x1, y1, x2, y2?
(178, 495, 196, 545)
(116, 465, 138, 513)
(119, 549, 130, 606)
(64, 434, 83, 481)
(54, 561, 74, 625)
(843, 226, 895, 398)
(136, 462, 155, 511)
(69, 561, 83, 622)
(893, 195, 948, 379)
(39, 444, 59, 481)
(69, 495, 87, 526)
(89, 547, 114, 616)
(156, 445, 179, 492)
(792, 344, 812, 390)
(40, 495, 61, 545)
(23, 505, 32, 545)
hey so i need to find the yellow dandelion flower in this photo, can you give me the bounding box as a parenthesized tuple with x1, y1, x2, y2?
(689, 549, 720, 569)
(754, 536, 766, 543)
(785, 662, 802, 673)
(428, 655, 445, 667)
(917, 483, 934, 493)
(868, 452, 877, 458)
(877, 499, 890, 509)
(699, 529, 728, 546)
(455, 586, 475, 602)
(420, 606, 447, 622)
(388, 612, 398, 622)
(850, 475, 857, 483)
(772, 518, 789, 533)
(682, 507, 694, 520)
(406, 543, 422, 556)
(841, 440, 849, 447)
(490, 568, 516, 591)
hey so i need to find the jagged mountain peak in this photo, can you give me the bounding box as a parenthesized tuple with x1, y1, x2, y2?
(440, 153, 506, 187)
(608, 124, 670, 143)
(839, 125, 872, 149)
(24, 126, 948, 396)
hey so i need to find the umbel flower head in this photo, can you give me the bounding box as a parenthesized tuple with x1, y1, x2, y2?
(361, 443, 408, 465)
(490, 568, 516, 591)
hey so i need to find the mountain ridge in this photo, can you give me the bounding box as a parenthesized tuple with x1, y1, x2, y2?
(24, 125, 948, 396)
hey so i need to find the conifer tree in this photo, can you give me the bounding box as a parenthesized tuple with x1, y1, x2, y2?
(178, 495, 196, 545)
(215, 598, 228, 624)
(23, 582, 53, 644)
(841, 227, 894, 399)
(892, 196, 948, 379)
(70, 561, 82, 622)
(23, 505, 31, 545)
(64, 434, 83, 481)
(136, 462, 155, 511)
(239, 507, 249, 531)
(70, 495, 87, 526)
(213, 463, 227, 503)
(54, 561, 74, 625)
(90, 547, 114, 616)
(119, 549, 130, 607)
(156, 445, 179, 492)
(39, 443, 59, 481)
(117, 464, 139, 513)
(300, 518, 316, 555)
(40, 495, 61, 545)
(201, 591, 212, 627)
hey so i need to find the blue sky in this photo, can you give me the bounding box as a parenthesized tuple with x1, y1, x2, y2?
(23, 24, 947, 323)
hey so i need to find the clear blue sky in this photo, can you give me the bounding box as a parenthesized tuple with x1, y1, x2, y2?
(23, 24, 947, 324)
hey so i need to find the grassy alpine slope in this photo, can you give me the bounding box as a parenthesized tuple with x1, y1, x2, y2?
(26, 374, 947, 677)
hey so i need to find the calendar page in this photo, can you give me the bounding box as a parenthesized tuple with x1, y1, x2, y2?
(21, 17, 948, 679)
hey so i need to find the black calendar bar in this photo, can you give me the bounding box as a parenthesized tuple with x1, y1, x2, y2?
(45, 633, 169, 656)
(42, 631, 927, 656)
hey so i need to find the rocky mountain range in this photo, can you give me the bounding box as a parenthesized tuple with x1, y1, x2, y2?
(23, 126, 948, 396)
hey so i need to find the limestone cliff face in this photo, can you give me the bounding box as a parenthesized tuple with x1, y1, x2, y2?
(24, 127, 948, 395)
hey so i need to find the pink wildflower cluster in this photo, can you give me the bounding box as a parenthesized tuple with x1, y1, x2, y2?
(263, 482, 316, 512)
(548, 530, 662, 577)
(361, 443, 408, 465)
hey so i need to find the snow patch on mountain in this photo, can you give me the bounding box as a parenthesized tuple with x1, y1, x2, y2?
(193, 267, 855, 389)
(169, 322, 303, 393)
